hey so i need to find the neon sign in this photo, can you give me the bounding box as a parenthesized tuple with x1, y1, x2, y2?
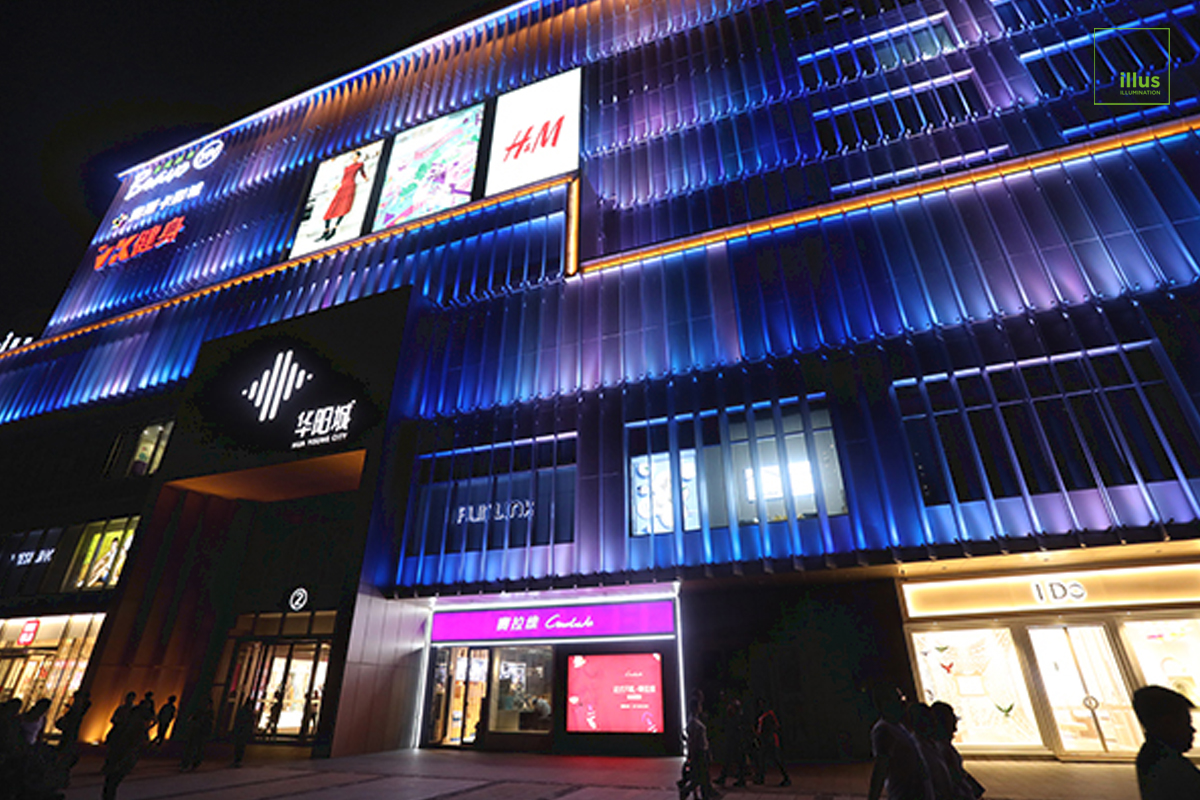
(430, 599, 675, 642)
(93, 216, 187, 271)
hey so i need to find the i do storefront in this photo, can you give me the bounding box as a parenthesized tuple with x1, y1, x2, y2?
(901, 552, 1200, 760)
(422, 585, 684, 755)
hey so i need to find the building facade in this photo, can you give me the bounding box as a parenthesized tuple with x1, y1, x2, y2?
(0, 0, 1199, 761)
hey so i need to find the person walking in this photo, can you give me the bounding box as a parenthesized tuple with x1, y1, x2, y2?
(179, 696, 213, 772)
(1133, 685, 1200, 800)
(102, 698, 152, 800)
(753, 697, 791, 787)
(867, 685, 933, 800)
(679, 694, 719, 800)
(106, 692, 135, 745)
(232, 699, 256, 767)
(716, 697, 751, 788)
(154, 696, 177, 747)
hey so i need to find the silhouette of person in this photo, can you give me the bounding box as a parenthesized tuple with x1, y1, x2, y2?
(905, 702, 953, 800)
(867, 685, 933, 800)
(679, 694, 719, 800)
(179, 696, 213, 772)
(102, 697, 152, 800)
(754, 697, 790, 787)
(56, 689, 91, 754)
(266, 688, 284, 736)
(232, 699, 256, 767)
(930, 701, 983, 799)
(1133, 685, 1200, 800)
(716, 696, 750, 788)
(154, 695, 177, 746)
(107, 692, 136, 745)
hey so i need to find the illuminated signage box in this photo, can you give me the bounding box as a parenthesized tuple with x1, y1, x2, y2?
(485, 68, 582, 197)
(902, 563, 1200, 619)
(567, 653, 664, 734)
(430, 599, 676, 643)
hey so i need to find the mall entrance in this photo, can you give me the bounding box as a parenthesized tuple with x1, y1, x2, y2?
(215, 610, 337, 742)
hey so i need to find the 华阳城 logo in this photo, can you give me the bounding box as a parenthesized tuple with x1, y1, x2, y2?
(1094, 27, 1171, 106)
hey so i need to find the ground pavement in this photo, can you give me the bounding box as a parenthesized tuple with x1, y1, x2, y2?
(60, 747, 1141, 800)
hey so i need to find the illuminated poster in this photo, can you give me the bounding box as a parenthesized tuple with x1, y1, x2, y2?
(567, 653, 663, 734)
(290, 141, 384, 258)
(373, 105, 484, 231)
(630, 451, 700, 535)
(485, 69, 581, 196)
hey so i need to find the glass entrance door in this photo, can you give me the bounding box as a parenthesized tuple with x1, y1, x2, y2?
(1027, 624, 1141, 754)
(224, 639, 330, 741)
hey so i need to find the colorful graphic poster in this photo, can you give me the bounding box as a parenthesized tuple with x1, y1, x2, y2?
(486, 69, 581, 197)
(373, 105, 484, 231)
(567, 653, 663, 734)
(290, 141, 384, 259)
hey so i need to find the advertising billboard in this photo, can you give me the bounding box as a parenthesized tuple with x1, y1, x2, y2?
(566, 653, 664, 734)
(485, 69, 581, 196)
(373, 104, 485, 231)
(290, 141, 384, 258)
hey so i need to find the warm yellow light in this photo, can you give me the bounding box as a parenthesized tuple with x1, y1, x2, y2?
(903, 562, 1200, 619)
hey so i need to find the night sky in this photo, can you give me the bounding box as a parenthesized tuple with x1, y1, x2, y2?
(1, 0, 506, 337)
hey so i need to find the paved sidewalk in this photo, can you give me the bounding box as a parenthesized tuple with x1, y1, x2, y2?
(60, 749, 1141, 800)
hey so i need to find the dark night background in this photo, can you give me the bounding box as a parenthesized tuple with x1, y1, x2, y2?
(0, 0, 506, 338)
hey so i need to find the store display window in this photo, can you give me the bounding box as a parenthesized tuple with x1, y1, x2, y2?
(911, 628, 1042, 747)
(1122, 618, 1200, 730)
(0, 613, 104, 739)
(127, 421, 173, 476)
(61, 517, 138, 592)
(628, 402, 846, 536)
(490, 646, 554, 734)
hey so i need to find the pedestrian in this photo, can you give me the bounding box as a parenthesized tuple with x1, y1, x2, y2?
(930, 701, 983, 799)
(19, 698, 51, 745)
(101, 697, 152, 800)
(266, 689, 283, 737)
(1132, 685, 1200, 800)
(154, 695, 177, 746)
(905, 702, 953, 800)
(867, 685, 933, 800)
(179, 696, 213, 772)
(107, 692, 136, 745)
(678, 694, 719, 800)
(232, 698, 256, 767)
(715, 696, 750, 788)
(753, 697, 791, 787)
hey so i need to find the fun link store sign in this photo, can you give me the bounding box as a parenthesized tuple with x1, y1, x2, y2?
(1094, 27, 1171, 106)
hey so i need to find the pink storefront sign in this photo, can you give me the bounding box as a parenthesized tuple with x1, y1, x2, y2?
(431, 599, 675, 643)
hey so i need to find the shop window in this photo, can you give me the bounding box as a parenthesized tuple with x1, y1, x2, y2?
(629, 401, 847, 536)
(911, 627, 1042, 747)
(1121, 618, 1200, 731)
(60, 517, 138, 592)
(127, 421, 173, 476)
(0, 613, 104, 738)
(490, 646, 554, 734)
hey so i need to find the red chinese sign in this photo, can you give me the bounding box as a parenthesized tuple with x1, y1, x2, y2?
(94, 215, 187, 270)
(17, 619, 39, 646)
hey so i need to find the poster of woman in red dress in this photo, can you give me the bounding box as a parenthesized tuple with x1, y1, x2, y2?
(290, 141, 383, 259)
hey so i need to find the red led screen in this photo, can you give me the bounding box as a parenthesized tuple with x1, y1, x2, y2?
(566, 652, 663, 734)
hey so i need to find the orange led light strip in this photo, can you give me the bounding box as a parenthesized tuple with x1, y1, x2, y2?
(580, 114, 1200, 275)
(1, 175, 577, 362)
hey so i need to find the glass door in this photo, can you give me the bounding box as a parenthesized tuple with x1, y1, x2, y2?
(223, 638, 331, 741)
(1027, 624, 1141, 755)
(427, 646, 492, 746)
